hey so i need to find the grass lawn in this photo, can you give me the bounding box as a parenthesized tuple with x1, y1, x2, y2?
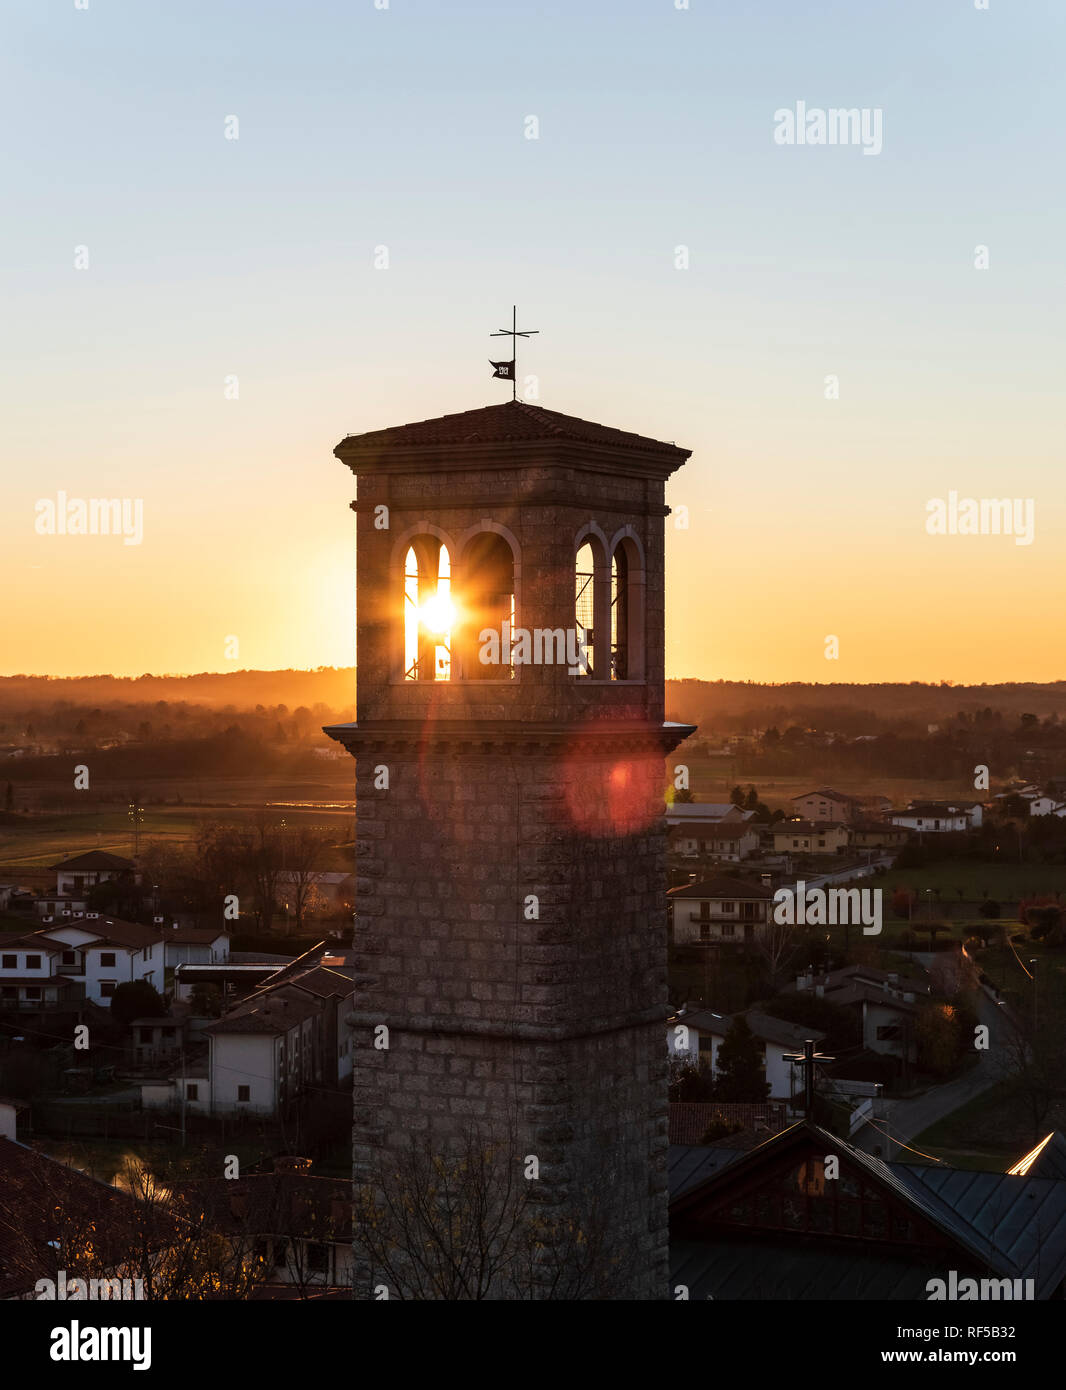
(910, 1083, 1046, 1171)
(878, 861, 1066, 901)
(976, 938, 1066, 1017)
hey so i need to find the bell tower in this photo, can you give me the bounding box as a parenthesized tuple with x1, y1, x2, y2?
(327, 398, 694, 1299)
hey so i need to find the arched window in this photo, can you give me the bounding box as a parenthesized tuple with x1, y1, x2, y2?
(403, 539, 453, 681)
(575, 541, 596, 677)
(574, 531, 609, 678)
(610, 534, 645, 680)
(611, 547, 628, 679)
(456, 532, 515, 680)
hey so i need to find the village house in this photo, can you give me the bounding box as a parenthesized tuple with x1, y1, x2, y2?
(50, 851, 136, 898)
(665, 802, 756, 830)
(790, 789, 861, 824)
(789, 965, 931, 1060)
(771, 821, 851, 855)
(129, 1016, 189, 1066)
(888, 803, 973, 833)
(150, 945, 358, 1117)
(848, 820, 910, 851)
(668, 821, 761, 862)
(668, 1006, 827, 1102)
(0, 914, 164, 1009)
(171, 1162, 353, 1293)
(668, 875, 773, 945)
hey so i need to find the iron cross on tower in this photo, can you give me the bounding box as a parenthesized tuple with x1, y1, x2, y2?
(783, 1038, 835, 1119)
(489, 305, 538, 401)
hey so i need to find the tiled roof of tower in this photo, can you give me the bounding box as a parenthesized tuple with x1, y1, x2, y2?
(337, 399, 690, 459)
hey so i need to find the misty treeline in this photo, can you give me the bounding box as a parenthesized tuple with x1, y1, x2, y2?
(0, 699, 353, 788)
(665, 679, 1066, 732)
(0, 666, 356, 711)
(684, 711, 1066, 782)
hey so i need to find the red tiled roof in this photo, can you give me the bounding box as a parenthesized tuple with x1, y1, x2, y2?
(0, 1139, 176, 1298)
(669, 821, 758, 841)
(668, 875, 772, 900)
(172, 1174, 352, 1241)
(49, 851, 135, 871)
(163, 928, 228, 945)
(669, 1103, 788, 1146)
(336, 400, 690, 460)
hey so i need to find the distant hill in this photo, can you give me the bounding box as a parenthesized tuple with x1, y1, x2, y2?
(665, 679, 1066, 733)
(0, 668, 357, 712)
(3, 670, 1066, 732)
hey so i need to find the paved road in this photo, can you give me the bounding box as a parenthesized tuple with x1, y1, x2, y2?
(852, 958, 1006, 1161)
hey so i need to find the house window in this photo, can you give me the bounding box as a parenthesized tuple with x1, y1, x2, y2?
(0, 987, 16, 1000)
(24, 986, 41, 1000)
(186, 1084, 198, 1101)
(699, 922, 711, 942)
(100, 952, 116, 967)
(721, 923, 735, 937)
(721, 901, 735, 913)
(237, 1085, 250, 1102)
(62, 952, 76, 965)
(818, 839, 826, 847)
(161, 1027, 175, 1040)
(306, 1243, 329, 1274)
(139, 1028, 153, 1044)
(100, 981, 116, 998)
(25, 955, 41, 970)
(1, 955, 15, 970)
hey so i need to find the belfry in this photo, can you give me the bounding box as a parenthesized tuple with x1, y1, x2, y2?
(327, 398, 693, 1298)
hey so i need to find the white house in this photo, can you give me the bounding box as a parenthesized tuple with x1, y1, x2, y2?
(888, 805, 971, 833)
(50, 851, 136, 898)
(667, 1007, 826, 1102)
(1028, 797, 1066, 818)
(790, 965, 930, 1061)
(668, 875, 773, 945)
(668, 822, 761, 862)
(0, 915, 165, 1008)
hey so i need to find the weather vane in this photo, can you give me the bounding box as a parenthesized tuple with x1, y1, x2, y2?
(489, 305, 538, 401)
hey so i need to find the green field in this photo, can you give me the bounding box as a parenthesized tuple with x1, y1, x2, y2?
(878, 862, 1066, 902)
(910, 1085, 1037, 1171)
(0, 804, 356, 876)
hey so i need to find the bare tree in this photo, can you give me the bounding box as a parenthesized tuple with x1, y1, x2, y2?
(352, 1127, 619, 1300)
(278, 825, 334, 934)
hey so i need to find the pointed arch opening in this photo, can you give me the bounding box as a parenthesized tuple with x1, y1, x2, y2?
(403, 537, 454, 681)
(610, 532, 645, 680)
(455, 532, 516, 680)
